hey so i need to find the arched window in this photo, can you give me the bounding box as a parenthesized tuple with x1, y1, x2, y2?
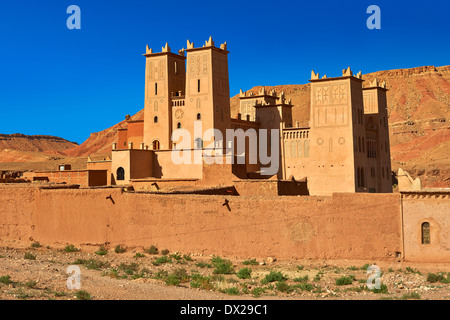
(152, 140, 160, 150)
(197, 113, 201, 120)
(361, 168, 365, 187)
(154, 116, 158, 123)
(421, 222, 430, 244)
(195, 138, 203, 149)
(291, 141, 297, 158)
(297, 140, 303, 158)
(304, 140, 310, 157)
(177, 122, 181, 129)
(116, 167, 125, 181)
(356, 167, 360, 187)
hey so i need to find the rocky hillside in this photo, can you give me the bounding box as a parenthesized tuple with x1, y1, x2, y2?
(0, 133, 78, 154)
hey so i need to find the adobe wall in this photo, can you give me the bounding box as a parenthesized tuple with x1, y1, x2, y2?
(401, 191, 450, 263)
(0, 187, 403, 261)
(34, 171, 89, 187)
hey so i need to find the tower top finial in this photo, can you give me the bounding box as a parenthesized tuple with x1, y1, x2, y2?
(342, 66, 353, 77)
(205, 36, 214, 47)
(162, 42, 171, 53)
(146, 45, 153, 54)
(187, 39, 194, 49)
(311, 70, 320, 80)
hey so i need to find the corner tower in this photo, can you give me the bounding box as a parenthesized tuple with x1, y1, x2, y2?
(363, 78, 392, 193)
(143, 43, 186, 150)
(308, 68, 367, 195)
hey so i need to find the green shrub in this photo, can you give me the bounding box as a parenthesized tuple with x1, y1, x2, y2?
(401, 292, 421, 300)
(165, 274, 181, 286)
(276, 281, 294, 293)
(144, 245, 159, 255)
(295, 282, 314, 292)
(183, 254, 193, 261)
(119, 262, 139, 275)
(190, 273, 213, 290)
(347, 266, 358, 270)
(30, 241, 42, 248)
(195, 262, 212, 268)
(153, 256, 172, 266)
(222, 287, 240, 295)
(95, 246, 108, 256)
(170, 252, 182, 260)
(405, 266, 421, 275)
(335, 275, 355, 286)
(251, 287, 265, 298)
(72, 259, 110, 270)
(0, 275, 12, 285)
(161, 249, 169, 255)
(24, 252, 36, 260)
(134, 253, 145, 258)
(261, 271, 288, 284)
(76, 290, 92, 300)
(211, 256, 234, 275)
(64, 244, 80, 253)
(293, 275, 309, 283)
(370, 283, 388, 294)
(236, 268, 252, 279)
(242, 259, 258, 265)
(427, 272, 450, 284)
(114, 245, 126, 254)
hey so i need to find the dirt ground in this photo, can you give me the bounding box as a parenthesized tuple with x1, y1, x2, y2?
(0, 240, 449, 300)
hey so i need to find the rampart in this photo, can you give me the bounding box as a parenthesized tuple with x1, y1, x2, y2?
(0, 185, 405, 261)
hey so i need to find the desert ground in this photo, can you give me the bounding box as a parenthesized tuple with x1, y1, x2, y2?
(0, 240, 449, 300)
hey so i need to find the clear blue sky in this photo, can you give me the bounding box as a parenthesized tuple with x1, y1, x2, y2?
(0, 0, 448, 144)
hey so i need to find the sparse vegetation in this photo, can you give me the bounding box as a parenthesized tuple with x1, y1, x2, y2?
(221, 287, 240, 295)
(211, 256, 235, 275)
(75, 290, 92, 300)
(144, 245, 159, 255)
(242, 259, 258, 265)
(236, 267, 252, 279)
(161, 249, 169, 255)
(24, 252, 36, 260)
(72, 259, 110, 270)
(95, 246, 108, 256)
(0, 275, 12, 285)
(30, 242, 42, 249)
(64, 244, 80, 253)
(335, 275, 355, 286)
(153, 255, 172, 266)
(114, 245, 126, 254)
(401, 292, 421, 300)
(195, 262, 212, 268)
(426, 272, 450, 284)
(134, 253, 145, 258)
(261, 271, 287, 284)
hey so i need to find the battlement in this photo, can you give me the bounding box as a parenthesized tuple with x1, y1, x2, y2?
(239, 87, 291, 105)
(310, 67, 363, 82)
(185, 36, 228, 53)
(363, 77, 387, 90)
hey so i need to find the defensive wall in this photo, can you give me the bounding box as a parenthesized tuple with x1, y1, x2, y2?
(0, 185, 448, 263)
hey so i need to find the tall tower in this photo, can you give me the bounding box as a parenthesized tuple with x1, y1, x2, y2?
(363, 78, 392, 193)
(308, 68, 367, 195)
(179, 37, 230, 149)
(143, 43, 186, 150)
